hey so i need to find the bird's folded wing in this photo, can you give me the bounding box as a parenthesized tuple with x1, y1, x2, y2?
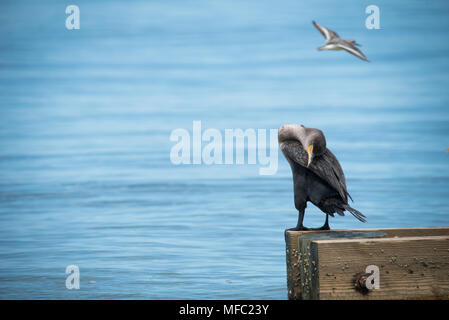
(280, 141, 349, 202)
(318, 149, 352, 202)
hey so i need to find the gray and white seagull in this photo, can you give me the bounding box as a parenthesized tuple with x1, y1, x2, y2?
(312, 20, 369, 62)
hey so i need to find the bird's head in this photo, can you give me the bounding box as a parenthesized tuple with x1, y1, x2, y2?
(304, 129, 326, 167)
(278, 124, 326, 167)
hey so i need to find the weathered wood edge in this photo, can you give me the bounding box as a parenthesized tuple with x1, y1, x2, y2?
(314, 235, 449, 244)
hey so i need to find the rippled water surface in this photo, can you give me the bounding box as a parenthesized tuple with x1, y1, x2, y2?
(1, 0, 449, 299)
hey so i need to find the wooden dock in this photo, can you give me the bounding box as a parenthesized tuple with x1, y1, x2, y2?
(285, 227, 449, 300)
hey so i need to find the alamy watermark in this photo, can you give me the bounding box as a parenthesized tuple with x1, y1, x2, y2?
(365, 5, 380, 29)
(365, 265, 380, 290)
(65, 265, 80, 289)
(169, 121, 279, 175)
(65, 5, 80, 30)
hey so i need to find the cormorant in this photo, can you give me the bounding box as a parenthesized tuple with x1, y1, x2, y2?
(278, 124, 366, 230)
(312, 20, 369, 62)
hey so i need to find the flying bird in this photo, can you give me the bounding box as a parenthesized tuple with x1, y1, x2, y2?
(278, 124, 366, 230)
(312, 20, 369, 62)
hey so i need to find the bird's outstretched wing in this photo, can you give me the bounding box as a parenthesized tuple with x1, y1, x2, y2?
(280, 140, 350, 202)
(312, 20, 339, 41)
(338, 42, 369, 61)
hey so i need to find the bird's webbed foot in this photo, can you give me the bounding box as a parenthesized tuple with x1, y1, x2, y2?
(286, 226, 310, 231)
(286, 225, 329, 232)
(310, 224, 330, 231)
(309, 214, 330, 230)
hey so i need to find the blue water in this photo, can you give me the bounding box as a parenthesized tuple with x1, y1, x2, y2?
(1, 0, 449, 299)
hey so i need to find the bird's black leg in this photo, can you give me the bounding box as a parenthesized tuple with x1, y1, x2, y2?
(318, 214, 330, 230)
(286, 208, 309, 232)
(308, 214, 330, 230)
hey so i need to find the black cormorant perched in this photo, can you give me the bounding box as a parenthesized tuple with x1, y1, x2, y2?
(278, 124, 366, 230)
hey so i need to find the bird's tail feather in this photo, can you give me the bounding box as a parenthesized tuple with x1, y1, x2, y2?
(342, 204, 367, 223)
(346, 191, 354, 202)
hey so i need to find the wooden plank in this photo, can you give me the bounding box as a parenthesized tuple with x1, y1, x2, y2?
(298, 230, 387, 300)
(286, 229, 388, 299)
(285, 227, 449, 300)
(315, 235, 449, 299)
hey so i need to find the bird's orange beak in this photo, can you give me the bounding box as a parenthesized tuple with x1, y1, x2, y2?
(307, 145, 314, 167)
